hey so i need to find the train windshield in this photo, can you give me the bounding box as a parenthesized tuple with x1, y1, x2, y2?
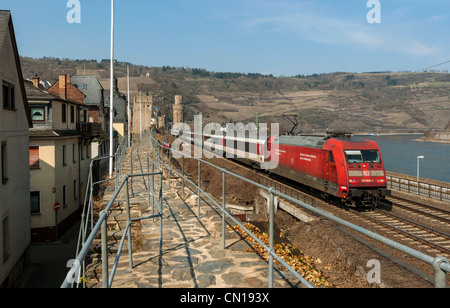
(345, 150, 381, 163)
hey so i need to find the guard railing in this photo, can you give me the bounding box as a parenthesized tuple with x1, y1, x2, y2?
(387, 175, 450, 202)
(62, 131, 449, 288)
(152, 132, 449, 288)
(61, 134, 165, 288)
(70, 136, 128, 287)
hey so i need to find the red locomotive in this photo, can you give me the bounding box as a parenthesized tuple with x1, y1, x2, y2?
(261, 132, 391, 207)
(176, 130, 391, 207)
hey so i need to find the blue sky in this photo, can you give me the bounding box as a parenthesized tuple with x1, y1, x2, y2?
(2, 0, 450, 76)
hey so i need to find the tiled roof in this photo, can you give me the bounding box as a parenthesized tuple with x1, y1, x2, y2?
(24, 80, 85, 106)
(0, 11, 10, 51)
(0, 10, 33, 127)
(24, 80, 57, 100)
(71, 76, 104, 106)
(104, 90, 127, 122)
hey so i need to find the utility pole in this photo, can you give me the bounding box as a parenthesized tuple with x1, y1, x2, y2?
(109, 0, 115, 176)
(140, 91, 142, 139)
(127, 65, 131, 148)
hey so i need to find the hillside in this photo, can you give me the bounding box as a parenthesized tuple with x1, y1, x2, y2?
(20, 56, 450, 134)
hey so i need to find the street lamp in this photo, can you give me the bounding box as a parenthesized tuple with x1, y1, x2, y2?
(417, 155, 424, 194)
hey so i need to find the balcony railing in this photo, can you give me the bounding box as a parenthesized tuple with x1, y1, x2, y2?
(77, 122, 103, 135)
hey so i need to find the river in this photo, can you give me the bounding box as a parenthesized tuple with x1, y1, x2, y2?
(359, 134, 450, 184)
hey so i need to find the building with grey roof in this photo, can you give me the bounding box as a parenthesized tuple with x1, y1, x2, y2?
(71, 75, 115, 181)
(71, 75, 104, 107)
(103, 76, 129, 144)
(0, 10, 32, 287)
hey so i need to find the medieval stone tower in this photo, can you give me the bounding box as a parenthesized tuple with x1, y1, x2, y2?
(132, 92, 153, 138)
(173, 95, 183, 126)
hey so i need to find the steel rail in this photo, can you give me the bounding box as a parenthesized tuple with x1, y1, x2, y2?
(160, 133, 450, 288)
(388, 196, 450, 225)
(356, 207, 450, 255)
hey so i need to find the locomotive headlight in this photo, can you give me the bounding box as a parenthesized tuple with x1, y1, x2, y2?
(376, 178, 386, 184)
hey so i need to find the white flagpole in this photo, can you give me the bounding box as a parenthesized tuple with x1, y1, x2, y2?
(140, 91, 142, 139)
(109, 0, 115, 176)
(127, 65, 130, 148)
(145, 99, 148, 133)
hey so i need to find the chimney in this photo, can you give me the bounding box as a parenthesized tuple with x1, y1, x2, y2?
(32, 77, 40, 87)
(59, 74, 67, 99)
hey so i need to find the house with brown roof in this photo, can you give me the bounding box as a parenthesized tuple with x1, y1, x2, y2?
(48, 74, 86, 104)
(0, 10, 32, 287)
(26, 76, 96, 243)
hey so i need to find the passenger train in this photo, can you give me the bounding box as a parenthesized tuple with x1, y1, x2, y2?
(173, 130, 391, 207)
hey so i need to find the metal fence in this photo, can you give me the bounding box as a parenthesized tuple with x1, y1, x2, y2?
(154, 133, 449, 288)
(72, 136, 128, 286)
(150, 134, 315, 288)
(387, 175, 450, 202)
(60, 171, 163, 288)
(61, 132, 449, 288)
(61, 135, 165, 288)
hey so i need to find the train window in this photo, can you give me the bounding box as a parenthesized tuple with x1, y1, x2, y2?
(345, 150, 380, 163)
(345, 150, 362, 163)
(362, 150, 380, 163)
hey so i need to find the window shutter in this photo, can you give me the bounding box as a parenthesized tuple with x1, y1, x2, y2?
(29, 146, 39, 169)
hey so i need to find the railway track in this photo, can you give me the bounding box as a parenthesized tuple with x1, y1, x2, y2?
(387, 195, 450, 225)
(166, 142, 449, 286)
(261, 172, 450, 259)
(351, 207, 450, 258)
(210, 157, 450, 260)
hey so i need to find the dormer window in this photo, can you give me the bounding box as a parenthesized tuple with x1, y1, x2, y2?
(31, 107, 45, 121)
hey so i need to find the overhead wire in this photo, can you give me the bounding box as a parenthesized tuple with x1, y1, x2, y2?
(417, 60, 450, 72)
